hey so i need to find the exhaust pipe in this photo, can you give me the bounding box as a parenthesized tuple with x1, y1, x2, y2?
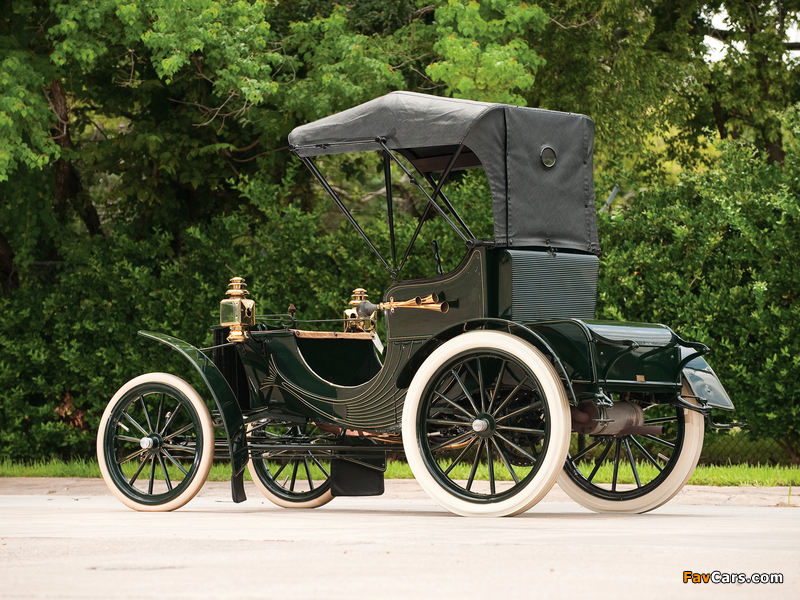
(570, 401, 662, 437)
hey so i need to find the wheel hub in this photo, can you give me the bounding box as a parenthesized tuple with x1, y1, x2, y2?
(472, 419, 489, 432)
(139, 433, 163, 451)
(471, 413, 496, 438)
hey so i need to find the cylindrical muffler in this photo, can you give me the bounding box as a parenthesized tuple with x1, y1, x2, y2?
(570, 401, 646, 436)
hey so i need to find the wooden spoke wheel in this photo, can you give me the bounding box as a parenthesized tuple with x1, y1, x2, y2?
(402, 331, 570, 517)
(97, 374, 214, 512)
(558, 388, 704, 514)
(247, 420, 334, 508)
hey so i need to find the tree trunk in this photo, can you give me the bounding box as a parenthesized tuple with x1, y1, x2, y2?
(48, 78, 104, 237)
(764, 127, 786, 166)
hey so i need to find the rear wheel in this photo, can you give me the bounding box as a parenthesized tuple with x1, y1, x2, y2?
(402, 331, 570, 517)
(97, 373, 214, 512)
(558, 389, 704, 514)
(247, 419, 334, 508)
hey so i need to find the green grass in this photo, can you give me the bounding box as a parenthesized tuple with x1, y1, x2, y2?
(3, 458, 800, 486)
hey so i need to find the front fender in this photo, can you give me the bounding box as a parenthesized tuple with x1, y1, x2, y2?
(138, 331, 248, 502)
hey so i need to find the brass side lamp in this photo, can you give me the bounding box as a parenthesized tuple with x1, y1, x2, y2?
(344, 288, 376, 333)
(220, 277, 256, 342)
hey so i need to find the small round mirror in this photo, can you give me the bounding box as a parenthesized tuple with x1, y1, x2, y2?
(540, 146, 556, 168)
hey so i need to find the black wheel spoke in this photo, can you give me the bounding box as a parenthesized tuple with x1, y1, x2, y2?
(629, 435, 663, 472)
(433, 391, 476, 419)
(115, 435, 142, 444)
(487, 440, 496, 495)
(476, 358, 486, 412)
(493, 431, 537, 464)
(427, 419, 472, 426)
(289, 460, 299, 492)
(139, 396, 154, 432)
(587, 439, 614, 482)
(641, 434, 675, 449)
(155, 393, 165, 434)
(158, 455, 173, 491)
(118, 448, 148, 465)
(495, 424, 545, 435)
(310, 454, 330, 478)
(122, 412, 149, 437)
(162, 442, 192, 452)
(570, 438, 604, 463)
(128, 457, 149, 485)
(623, 438, 641, 488)
(434, 370, 458, 396)
(430, 429, 475, 452)
(491, 437, 519, 484)
(303, 458, 314, 490)
(488, 360, 506, 414)
(159, 403, 182, 436)
(611, 438, 622, 492)
(443, 436, 479, 476)
(162, 423, 194, 442)
(162, 448, 189, 476)
(496, 400, 543, 424)
(147, 457, 156, 495)
(452, 369, 480, 415)
(491, 376, 529, 417)
(465, 441, 483, 491)
(273, 459, 290, 480)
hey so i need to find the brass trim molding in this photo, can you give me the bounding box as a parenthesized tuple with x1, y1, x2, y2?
(292, 330, 375, 340)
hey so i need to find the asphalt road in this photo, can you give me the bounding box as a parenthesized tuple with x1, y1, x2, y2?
(1, 479, 797, 600)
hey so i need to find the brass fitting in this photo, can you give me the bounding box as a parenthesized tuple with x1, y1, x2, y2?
(344, 288, 376, 332)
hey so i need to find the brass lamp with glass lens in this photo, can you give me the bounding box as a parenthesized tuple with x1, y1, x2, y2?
(220, 277, 255, 342)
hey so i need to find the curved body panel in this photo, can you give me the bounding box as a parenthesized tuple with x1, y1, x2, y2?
(239, 331, 421, 430)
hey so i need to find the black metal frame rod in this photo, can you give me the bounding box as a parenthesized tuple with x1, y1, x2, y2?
(290, 139, 382, 153)
(383, 151, 397, 272)
(421, 172, 476, 240)
(378, 140, 470, 244)
(300, 156, 391, 271)
(396, 201, 434, 272)
(248, 444, 392, 454)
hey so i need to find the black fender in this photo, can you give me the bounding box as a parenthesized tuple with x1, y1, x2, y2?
(680, 347, 735, 411)
(395, 318, 579, 405)
(139, 331, 248, 503)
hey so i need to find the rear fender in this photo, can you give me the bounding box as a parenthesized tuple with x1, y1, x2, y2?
(138, 331, 248, 502)
(680, 347, 735, 411)
(395, 318, 579, 406)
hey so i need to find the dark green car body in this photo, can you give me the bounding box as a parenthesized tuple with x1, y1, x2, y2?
(138, 92, 734, 504)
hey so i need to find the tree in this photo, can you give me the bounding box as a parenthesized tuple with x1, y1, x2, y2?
(700, 1, 800, 164)
(597, 119, 800, 460)
(425, 0, 549, 105)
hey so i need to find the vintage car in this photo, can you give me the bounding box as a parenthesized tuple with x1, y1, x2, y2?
(97, 92, 736, 516)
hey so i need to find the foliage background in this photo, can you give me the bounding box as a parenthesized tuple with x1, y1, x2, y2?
(1, 0, 798, 462)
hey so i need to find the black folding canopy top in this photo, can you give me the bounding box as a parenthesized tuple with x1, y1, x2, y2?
(289, 91, 599, 256)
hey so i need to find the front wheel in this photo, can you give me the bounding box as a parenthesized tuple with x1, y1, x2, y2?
(97, 373, 215, 511)
(402, 331, 571, 517)
(557, 387, 704, 514)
